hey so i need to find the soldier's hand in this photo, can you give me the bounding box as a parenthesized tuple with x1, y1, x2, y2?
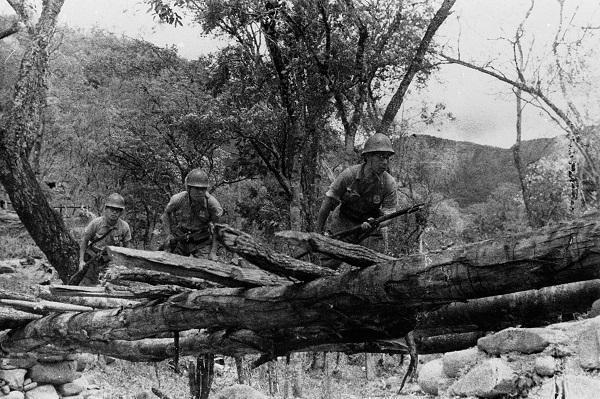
(361, 218, 375, 231)
(78, 259, 86, 270)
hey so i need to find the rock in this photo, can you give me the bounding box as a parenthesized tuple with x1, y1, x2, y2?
(72, 354, 96, 372)
(0, 264, 16, 273)
(417, 358, 451, 396)
(0, 368, 27, 390)
(449, 358, 517, 398)
(28, 361, 80, 385)
(534, 356, 556, 376)
(478, 327, 566, 355)
(442, 347, 485, 378)
(3, 391, 25, 399)
(24, 384, 59, 399)
(0, 358, 36, 370)
(578, 320, 600, 369)
(213, 384, 267, 399)
(57, 380, 85, 396)
(589, 299, 600, 318)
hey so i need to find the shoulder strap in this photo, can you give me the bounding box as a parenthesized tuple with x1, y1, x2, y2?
(89, 225, 116, 246)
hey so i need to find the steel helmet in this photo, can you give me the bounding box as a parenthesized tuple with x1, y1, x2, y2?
(361, 133, 395, 156)
(105, 193, 125, 209)
(185, 168, 209, 188)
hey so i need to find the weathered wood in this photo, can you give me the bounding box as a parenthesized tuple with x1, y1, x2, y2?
(3, 219, 600, 358)
(214, 225, 337, 280)
(104, 265, 217, 290)
(0, 306, 41, 329)
(106, 246, 294, 287)
(276, 230, 397, 267)
(0, 299, 92, 314)
(35, 286, 142, 309)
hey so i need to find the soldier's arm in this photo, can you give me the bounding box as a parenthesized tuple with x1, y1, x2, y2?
(79, 228, 93, 269)
(316, 196, 339, 234)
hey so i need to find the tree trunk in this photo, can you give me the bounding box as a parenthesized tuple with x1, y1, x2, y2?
(0, 0, 78, 282)
(3, 219, 600, 359)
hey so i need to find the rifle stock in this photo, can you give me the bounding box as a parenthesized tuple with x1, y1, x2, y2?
(159, 230, 211, 252)
(334, 203, 426, 241)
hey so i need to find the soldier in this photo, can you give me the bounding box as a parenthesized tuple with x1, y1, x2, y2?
(78, 193, 131, 285)
(160, 168, 223, 260)
(316, 133, 397, 255)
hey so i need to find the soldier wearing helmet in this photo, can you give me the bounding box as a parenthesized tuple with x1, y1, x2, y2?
(78, 193, 132, 285)
(160, 168, 223, 260)
(316, 133, 397, 255)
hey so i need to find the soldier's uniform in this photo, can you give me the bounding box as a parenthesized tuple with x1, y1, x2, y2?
(162, 190, 223, 257)
(325, 163, 397, 253)
(80, 215, 131, 285)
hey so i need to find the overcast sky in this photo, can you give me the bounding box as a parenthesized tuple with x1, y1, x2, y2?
(2, 0, 598, 148)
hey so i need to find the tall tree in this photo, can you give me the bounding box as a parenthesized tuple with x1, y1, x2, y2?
(0, 0, 77, 281)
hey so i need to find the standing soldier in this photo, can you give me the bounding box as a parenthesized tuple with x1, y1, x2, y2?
(78, 193, 131, 286)
(160, 168, 223, 260)
(316, 133, 397, 256)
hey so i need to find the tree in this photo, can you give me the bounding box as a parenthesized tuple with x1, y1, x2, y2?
(441, 0, 600, 211)
(0, 0, 78, 282)
(146, 0, 457, 234)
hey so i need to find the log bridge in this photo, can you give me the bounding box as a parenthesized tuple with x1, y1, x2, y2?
(2, 218, 600, 363)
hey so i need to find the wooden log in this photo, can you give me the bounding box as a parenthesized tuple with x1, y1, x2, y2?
(106, 246, 294, 287)
(0, 306, 41, 329)
(35, 286, 142, 309)
(0, 299, 92, 313)
(213, 225, 337, 280)
(276, 230, 397, 267)
(104, 265, 217, 290)
(3, 218, 600, 358)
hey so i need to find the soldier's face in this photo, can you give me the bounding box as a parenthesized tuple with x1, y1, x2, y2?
(188, 186, 207, 202)
(104, 206, 122, 223)
(366, 152, 391, 175)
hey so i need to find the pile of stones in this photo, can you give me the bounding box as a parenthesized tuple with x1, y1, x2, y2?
(417, 315, 600, 398)
(0, 355, 103, 399)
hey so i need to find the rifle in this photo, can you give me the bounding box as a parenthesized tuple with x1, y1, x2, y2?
(158, 230, 211, 252)
(69, 226, 116, 285)
(68, 248, 107, 286)
(294, 203, 426, 259)
(334, 202, 426, 243)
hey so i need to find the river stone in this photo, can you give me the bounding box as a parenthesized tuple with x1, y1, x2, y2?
(578, 320, 600, 369)
(443, 347, 485, 378)
(213, 384, 267, 399)
(534, 356, 556, 376)
(449, 358, 517, 398)
(24, 384, 59, 399)
(478, 327, 565, 355)
(0, 368, 27, 390)
(28, 361, 80, 385)
(57, 380, 85, 396)
(4, 391, 25, 399)
(417, 358, 450, 396)
(0, 358, 37, 370)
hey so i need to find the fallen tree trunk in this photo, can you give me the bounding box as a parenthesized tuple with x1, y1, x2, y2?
(3, 279, 600, 360)
(214, 225, 338, 280)
(3, 219, 600, 358)
(275, 230, 397, 267)
(104, 265, 217, 290)
(107, 247, 294, 287)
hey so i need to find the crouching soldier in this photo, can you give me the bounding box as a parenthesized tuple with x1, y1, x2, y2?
(316, 133, 398, 261)
(77, 193, 131, 286)
(160, 168, 223, 260)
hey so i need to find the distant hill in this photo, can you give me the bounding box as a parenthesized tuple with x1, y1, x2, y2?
(394, 134, 565, 207)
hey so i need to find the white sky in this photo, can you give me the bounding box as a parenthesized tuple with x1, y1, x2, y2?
(2, 0, 599, 148)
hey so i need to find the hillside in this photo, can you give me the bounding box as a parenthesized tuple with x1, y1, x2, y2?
(395, 134, 564, 207)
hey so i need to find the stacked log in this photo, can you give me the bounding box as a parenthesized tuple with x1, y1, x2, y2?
(1, 219, 600, 362)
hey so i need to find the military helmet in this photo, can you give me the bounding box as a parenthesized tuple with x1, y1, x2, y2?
(361, 133, 395, 155)
(105, 193, 125, 209)
(185, 168, 209, 188)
